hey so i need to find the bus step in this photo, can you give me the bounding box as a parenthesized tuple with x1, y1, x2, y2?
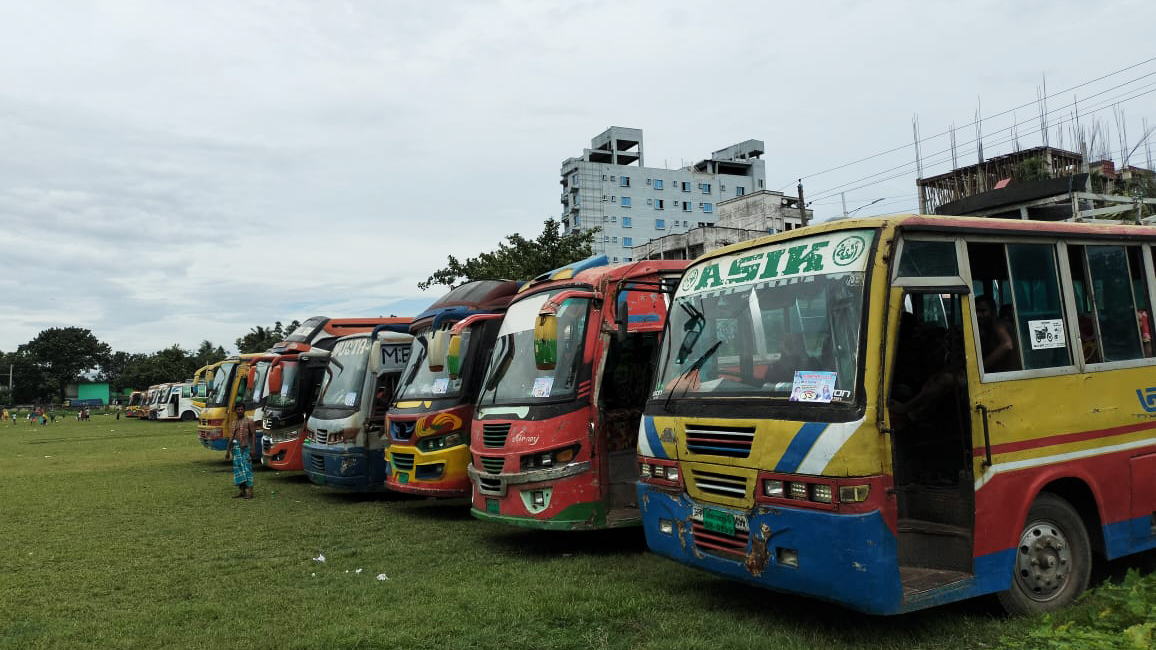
(897, 519, 972, 573)
(899, 566, 971, 597)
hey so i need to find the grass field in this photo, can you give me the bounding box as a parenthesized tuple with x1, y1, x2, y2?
(1, 414, 1150, 649)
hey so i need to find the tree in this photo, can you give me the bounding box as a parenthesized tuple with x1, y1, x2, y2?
(419, 219, 598, 290)
(192, 341, 227, 369)
(99, 351, 146, 392)
(116, 345, 201, 390)
(235, 320, 300, 353)
(17, 328, 112, 403)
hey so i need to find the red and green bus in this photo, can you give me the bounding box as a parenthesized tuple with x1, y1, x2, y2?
(466, 256, 689, 529)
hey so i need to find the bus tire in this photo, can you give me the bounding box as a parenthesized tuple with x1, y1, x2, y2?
(181, 411, 196, 422)
(997, 492, 1091, 615)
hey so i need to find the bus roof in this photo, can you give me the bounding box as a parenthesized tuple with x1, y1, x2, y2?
(519, 257, 689, 296)
(692, 213, 1156, 265)
(411, 280, 523, 331)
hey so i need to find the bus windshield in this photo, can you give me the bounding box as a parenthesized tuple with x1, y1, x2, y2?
(479, 290, 589, 406)
(396, 333, 467, 401)
(243, 360, 271, 404)
(653, 229, 874, 404)
(265, 359, 300, 408)
(318, 338, 371, 409)
(206, 362, 237, 407)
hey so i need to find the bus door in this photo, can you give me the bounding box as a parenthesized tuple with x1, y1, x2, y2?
(886, 260, 979, 592)
(599, 282, 671, 523)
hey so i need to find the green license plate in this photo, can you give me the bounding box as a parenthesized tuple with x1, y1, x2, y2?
(397, 472, 409, 484)
(702, 508, 735, 536)
(486, 498, 499, 515)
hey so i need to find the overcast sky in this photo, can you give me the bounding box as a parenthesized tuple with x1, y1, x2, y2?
(2, 0, 1154, 354)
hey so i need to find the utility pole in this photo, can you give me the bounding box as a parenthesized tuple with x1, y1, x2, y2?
(797, 180, 809, 227)
(841, 192, 848, 219)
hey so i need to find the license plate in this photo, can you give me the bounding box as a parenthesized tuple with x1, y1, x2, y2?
(397, 472, 409, 484)
(702, 508, 736, 536)
(486, 498, 499, 515)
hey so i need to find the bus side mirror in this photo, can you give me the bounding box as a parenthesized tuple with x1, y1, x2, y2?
(617, 298, 630, 344)
(369, 340, 382, 373)
(427, 330, 449, 372)
(268, 365, 283, 394)
(534, 314, 558, 370)
(446, 334, 463, 379)
(676, 315, 704, 364)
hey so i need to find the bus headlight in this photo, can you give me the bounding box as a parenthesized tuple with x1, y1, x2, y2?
(789, 482, 808, 500)
(810, 483, 833, 504)
(838, 485, 870, 503)
(640, 463, 652, 478)
(763, 479, 784, 498)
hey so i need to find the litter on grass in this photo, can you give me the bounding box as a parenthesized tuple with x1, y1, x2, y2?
(376, 574, 389, 581)
(313, 553, 326, 563)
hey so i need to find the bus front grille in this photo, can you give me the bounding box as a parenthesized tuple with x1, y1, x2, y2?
(690, 469, 748, 499)
(309, 455, 325, 472)
(480, 456, 505, 474)
(261, 438, 271, 454)
(482, 423, 510, 448)
(692, 522, 749, 559)
(313, 429, 331, 445)
(684, 424, 755, 458)
(391, 452, 414, 471)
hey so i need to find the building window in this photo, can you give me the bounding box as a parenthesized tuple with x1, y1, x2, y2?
(603, 215, 609, 222)
(656, 219, 666, 230)
(610, 175, 616, 181)
(736, 186, 746, 196)
(611, 196, 616, 203)
(681, 182, 691, 192)
(612, 236, 618, 243)
(682, 201, 691, 212)
(613, 256, 619, 262)
(654, 179, 664, 190)
(758, 179, 764, 188)
(703, 203, 713, 213)
(621, 196, 631, 207)
(611, 216, 617, 222)
(621, 176, 630, 188)
(655, 199, 664, 210)
(603, 235, 610, 243)
(623, 237, 633, 247)
(574, 216, 580, 226)
(623, 257, 632, 262)
(622, 216, 632, 228)
(700, 183, 711, 193)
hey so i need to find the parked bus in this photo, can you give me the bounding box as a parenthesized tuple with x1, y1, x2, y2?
(196, 353, 274, 454)
(464, 256, 688, 529)
(262, 316, 411, 471)
(143, 384, 168, 420)
(151, 381, 201, 421)
(385, 280, 521, 496)
(636, 215, 1156, 615)
(125, 390, 147, 418)
(301, 328, 414, 490)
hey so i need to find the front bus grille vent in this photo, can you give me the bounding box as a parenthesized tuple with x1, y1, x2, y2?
(482, 423, 511, 448)
(391, 452, 415, 471)
(692, 519, 750, 558)
(480, 456, 505, 474)
(684, 424, 755, 458)
(690, 469, 748, 499)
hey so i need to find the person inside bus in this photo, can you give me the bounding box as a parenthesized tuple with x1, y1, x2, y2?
(975, 295, 1016, 372)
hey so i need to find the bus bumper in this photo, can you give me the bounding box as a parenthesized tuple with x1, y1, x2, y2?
(386, 444, 471, 497)
(262, 428, 304, 471)
(302, 443, 387, 491)
(637, 483, 908, 615)
(467, 461, 634, 530)
(198, 428, 228, 451)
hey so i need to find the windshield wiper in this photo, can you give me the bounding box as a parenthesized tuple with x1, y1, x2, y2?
(482, 338, 514, 403)
(663, 340, 722, 412)
(400, 339, 428, 391)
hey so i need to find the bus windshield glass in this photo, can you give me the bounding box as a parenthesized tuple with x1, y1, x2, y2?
(479, 290, 590, 406)
(206, 362, 238, 407)
(318, 338, 371, 409)
(243, 360, 271, 404)
(396, 332, 467, 401)
(653, 229, 875, 404)
(265, 359, 300, 408)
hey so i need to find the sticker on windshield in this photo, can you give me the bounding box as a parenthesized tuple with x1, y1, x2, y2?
(431, 378, 449, 395)
(789, 371, 837, 403)
(344, 391, 358, 406)
(532, 377, 554, 398)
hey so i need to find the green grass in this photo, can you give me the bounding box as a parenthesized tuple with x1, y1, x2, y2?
(1, 414, 1144, 649)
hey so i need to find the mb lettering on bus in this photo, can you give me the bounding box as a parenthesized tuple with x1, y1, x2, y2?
(381, 344, 411, 371)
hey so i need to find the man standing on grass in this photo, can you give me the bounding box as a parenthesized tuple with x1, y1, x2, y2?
(225, 402, 256, 499)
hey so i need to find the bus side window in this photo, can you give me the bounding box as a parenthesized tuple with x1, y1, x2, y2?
(966, 241, 1022, 374)
(1071, 244, 1149, 363)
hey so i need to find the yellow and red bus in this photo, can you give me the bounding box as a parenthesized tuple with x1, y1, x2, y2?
(385, 280, 521, 496)
(196, 353, 273, 453)
(124, 390, 147, 418)
(466, 256, 688, 529)
(638, 215, 1156, 615)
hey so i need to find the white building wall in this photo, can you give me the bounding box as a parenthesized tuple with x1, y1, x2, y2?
(560, 128, 767, 262)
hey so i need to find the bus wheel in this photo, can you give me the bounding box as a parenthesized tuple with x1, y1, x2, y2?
(181, 411, 196, 422)
(997, 493, 1091, 615)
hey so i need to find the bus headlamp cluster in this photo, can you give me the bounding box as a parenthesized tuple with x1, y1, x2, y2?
(520, 445, 579, 471)
(417, 431, 465, 452)
(762, 478, 869, 505)
(639, 463, 679, 482)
